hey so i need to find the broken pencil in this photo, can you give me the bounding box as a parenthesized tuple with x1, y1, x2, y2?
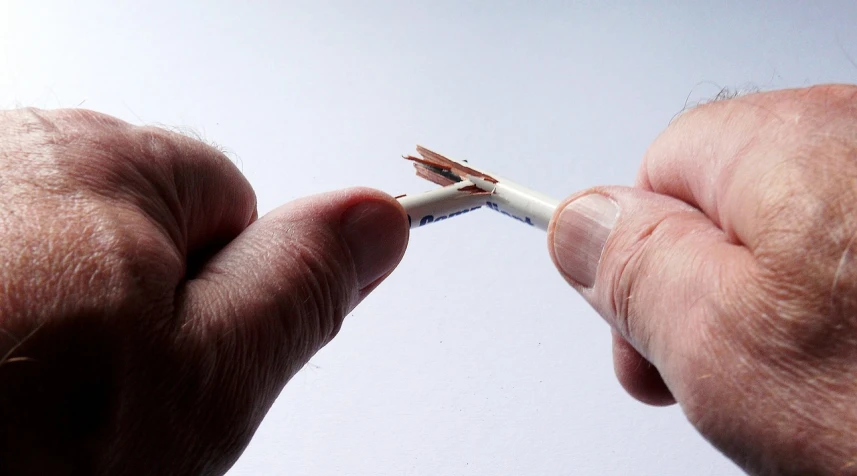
(396, 146, 561, 230)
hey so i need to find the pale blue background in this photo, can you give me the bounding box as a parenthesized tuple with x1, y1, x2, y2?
(2, 2, 856, 474)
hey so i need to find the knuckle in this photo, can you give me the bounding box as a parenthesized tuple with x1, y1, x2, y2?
(210, 228, 355, 364)
(132, 126, 241, 198)
(753, 151, 857, 285)
(607, 213, 675, 344)
(135, 126, 187, 163)
(134, 125, 230, 166)
(74, 203, 181, 303)
(745, 86, 857, 346)
(605, 208, 726, 359)
(278, 236, 353, 350)
(607, 235, 643, 339)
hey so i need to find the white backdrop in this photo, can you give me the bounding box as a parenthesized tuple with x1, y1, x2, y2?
(2, 2, 856, 474)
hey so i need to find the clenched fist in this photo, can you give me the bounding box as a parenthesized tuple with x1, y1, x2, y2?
(550, 85, 857, 475)
(0, 109, 409, 475)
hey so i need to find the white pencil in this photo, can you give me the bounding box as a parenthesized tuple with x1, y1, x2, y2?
(396, 146, 561, 231)
(396, 180, 488, 229)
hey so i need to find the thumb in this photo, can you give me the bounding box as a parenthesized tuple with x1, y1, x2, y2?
(177, 187, 408, 398)
(548, 187, 755, 392)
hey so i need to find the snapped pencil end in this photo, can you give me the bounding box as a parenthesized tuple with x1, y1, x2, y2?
(406, 145, 499, 187)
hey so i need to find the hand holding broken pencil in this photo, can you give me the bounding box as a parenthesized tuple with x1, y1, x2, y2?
(405, 85, 857, 475)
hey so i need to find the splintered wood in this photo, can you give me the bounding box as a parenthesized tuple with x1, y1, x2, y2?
(404, 145, 499, 188)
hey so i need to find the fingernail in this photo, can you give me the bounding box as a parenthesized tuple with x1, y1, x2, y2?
(340, 199, 409, 289)
(553, 193, 619, 288)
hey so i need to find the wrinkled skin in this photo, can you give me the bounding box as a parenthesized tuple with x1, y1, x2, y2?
(550, 85, 857, 475)
(0, 108, 409, 475)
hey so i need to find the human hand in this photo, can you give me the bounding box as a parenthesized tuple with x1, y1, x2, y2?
(549, 85, 857, 475)
(0, 109, 409, 475)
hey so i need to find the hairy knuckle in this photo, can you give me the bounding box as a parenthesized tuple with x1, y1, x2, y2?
(744, 87, 857, 344)
(134, 125, 229, 166)
(136, 126, 182, 156)
(755, 163, 857, 268)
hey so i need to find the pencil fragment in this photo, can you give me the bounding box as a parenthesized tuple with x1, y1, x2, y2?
(412, 161, 459, 186)
(414, 145, 499, 184)
(397, 180, 489, 229)
(403, 146, 498, 186)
